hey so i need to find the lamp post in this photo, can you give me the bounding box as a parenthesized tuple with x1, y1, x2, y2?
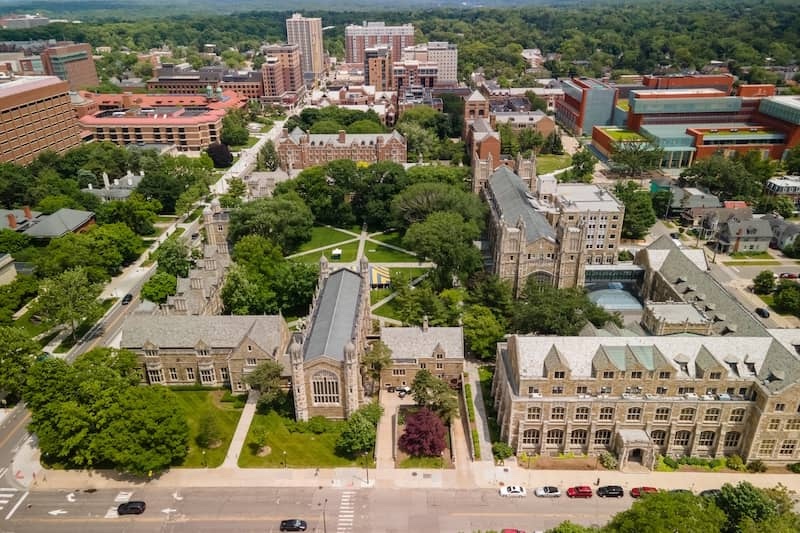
(201, 450, 206, 468)
(283, 450, 287, 469)
(363, 451, 370, 485)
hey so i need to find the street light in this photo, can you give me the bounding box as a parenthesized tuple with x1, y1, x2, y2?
(283, 450, 287, 469)
(363, 451, 370, 485)
(323, 497, 328, 533)
(201, 450, 206, 468)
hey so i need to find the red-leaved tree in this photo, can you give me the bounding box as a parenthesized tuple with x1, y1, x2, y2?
(398, 407, 446, 457)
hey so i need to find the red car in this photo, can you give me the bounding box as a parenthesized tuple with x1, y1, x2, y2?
(630, 486, 658, 498)
(566, 486, 593, 498)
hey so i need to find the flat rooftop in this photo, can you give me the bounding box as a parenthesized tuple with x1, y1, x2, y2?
(647, 302, 708, 324)
(0, 75, 64, 98)
(764, 95, 800, 111)
(632, 88, 727, 97)
(555, 183, 624, 213)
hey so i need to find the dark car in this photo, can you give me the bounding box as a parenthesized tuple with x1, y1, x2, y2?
(280, 519, 308, 532)
(670, 489, 693, 494)
(117, 501, 146, 515)
(755, 307, 770, 318)
(121, 293, 133, 305)
(700, 489, 721, 498)
(597, 485, 624, 498)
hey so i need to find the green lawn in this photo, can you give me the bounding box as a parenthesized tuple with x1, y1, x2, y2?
(173, 390, 243, 468)
(478, 366, 501, 443)
(536, 154, 572, 174)
(615, 100, 630, 111)
(230, 136, 259, 151)
(399, 456, 444, 468)
(363, 244, 419, 263)
(291, 241, 360, 263)
(601, 127, 645, 142)
(371, 231, 404, 249)
(729, 251, 773, 259)
(13, 307, 50, 337)
(297, 227, 355, 253)
(373, 298, 404, 322)
(239, 410, 358, 468)
(370, 288, 393, 306)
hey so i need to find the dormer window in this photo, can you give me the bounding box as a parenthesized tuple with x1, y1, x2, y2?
(679, 363, 689, 375)
(554, 371, 565, 379)
(436, 353, 444, 359)
(746, 363, 757, 374)
(197, 348, 209, 357)
(145, 349, 158, 357)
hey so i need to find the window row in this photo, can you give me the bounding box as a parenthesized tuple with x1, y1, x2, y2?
(146, 366, 228, 383)
(758, 439, 797, 457)
(526, 406, 749, 423)
(527, 384, 751, 396)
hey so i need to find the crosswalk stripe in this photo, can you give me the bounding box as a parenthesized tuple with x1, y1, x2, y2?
(113, 491, 133, 503)
(104, 506, 119, 518)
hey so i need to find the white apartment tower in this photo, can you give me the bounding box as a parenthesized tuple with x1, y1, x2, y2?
(286, 13, 324, 85)
(402, 41, 458, 85)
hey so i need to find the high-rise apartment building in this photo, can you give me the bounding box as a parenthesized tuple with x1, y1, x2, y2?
(345, 21, 415, 64)
(261, 43, 305, 105)
(364, 45, 393, 91)
(0, 76, 81, 165)
(402, 42, 458, 85)
(40, 42, 99, 91)
(285, 13, 324, 85)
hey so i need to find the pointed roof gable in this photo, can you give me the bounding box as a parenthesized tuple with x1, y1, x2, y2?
(487, 166, 556, 244)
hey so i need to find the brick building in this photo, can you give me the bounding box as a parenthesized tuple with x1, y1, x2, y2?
(402, 42, 458, 85)
(147, 64, 263, 98)
(286, 13, 325, 84)
(40, 42, 98, 91)
(345, 21, 414, 64)
(492, 236, 800, 468)
(276, 127, 406, 170)
(0, 76, 81, 164)
(364, 45, 393, 91)
(261, 43, 304, 105)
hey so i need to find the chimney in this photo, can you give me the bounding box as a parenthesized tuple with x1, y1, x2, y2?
(338, 130, 346, 144)
(422, 315, 429, 332)
(23, 205, 32, 220)
(6, 213, 16, 229)
(102, 172, 110, 189)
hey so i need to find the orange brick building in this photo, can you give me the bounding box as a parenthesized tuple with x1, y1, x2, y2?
(0, 76, 81, 164)
(40, 43, 99, 91)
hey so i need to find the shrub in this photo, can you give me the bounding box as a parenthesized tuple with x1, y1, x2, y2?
(618, 249, 634, 262)
(726, 454, 746, 471)
(464, 383, 476, 422)
(398, 407, 446, 457)
(787, 462, 800, 473)
(663, 456, 679, 469)
(747, 460, 768, 473)
(471, 428, 481, 459)
(196, 415, 221, 448)
(307, 416, 331, 434)
(709, 458, 727, 470)
(359, 401, 384, 427)
(492, 442, 513, 460)
(599, 451, 618, 470)
(655, 455, 676, 472)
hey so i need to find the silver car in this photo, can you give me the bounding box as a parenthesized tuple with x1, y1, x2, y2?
(534, 486, 561, 497)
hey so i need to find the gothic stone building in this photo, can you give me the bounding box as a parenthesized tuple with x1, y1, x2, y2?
(121, 315, 290, 392)
(484, 166, 624, 294)
(290, 257, 372, 420)
(492, 237, 800, 468)
(276, 127, 407, 171)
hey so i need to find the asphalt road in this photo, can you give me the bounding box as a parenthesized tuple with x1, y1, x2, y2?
(2, 487, 632, 533)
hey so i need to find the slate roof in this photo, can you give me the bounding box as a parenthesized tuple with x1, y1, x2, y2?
(303, 268, 363, 362)
(720, 218, 773, 240)
(487, 166, 556, 244)
(23, 208, 94, 238)
(466, 90, 487, 102)
(120, 315, 287, 354)
(669, 186, 721, 210)
(0, 208, 41, 230)
(380, 326, 464, 360)
(287, 128, 405, 146)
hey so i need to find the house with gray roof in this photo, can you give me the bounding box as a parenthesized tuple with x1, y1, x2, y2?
(120, 314, 290, 392)
(716, 216, 772, 254)
(379, 318, 464, 390)
(762, 213, 800, 250)
(492, 235, 800, 468)
(289, 257, 372, 421)
(22, 208, 95, 239)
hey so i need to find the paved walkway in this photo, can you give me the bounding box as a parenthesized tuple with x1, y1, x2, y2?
(464, 361, 494, 463)
(221, 390, 258, 468)
(374, 390, 398, 470)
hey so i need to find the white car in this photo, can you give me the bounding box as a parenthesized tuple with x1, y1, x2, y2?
(499, 485, 527, 497)
(534, 486, 561, 498)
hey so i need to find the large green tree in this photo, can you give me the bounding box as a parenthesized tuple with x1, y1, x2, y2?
(614, 181, 657, 239)
(153, 237, 192, 278)
(0, 326, 40, 403)
(390, 182, 485, 229)
(462, 304, 506, 360)
(36, 267, 102, 342)
(609, 140, 665, 177)
(752, 271, 776, 295)
(140, 271, 177, 304)
(361, 341, 392, 395)
(228, 193, 313, 253)
(605, 491, 726, 533)
(410, 369, 458, 422)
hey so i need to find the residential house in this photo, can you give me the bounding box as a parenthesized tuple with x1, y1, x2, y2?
(762, 213, 800, 250)
(765, 175, 800, 209)
(682, 207, 753, 239)
(716, 217, 772, 254)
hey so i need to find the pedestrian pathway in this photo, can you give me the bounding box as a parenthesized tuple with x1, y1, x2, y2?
(335, 490, 356, 532)
(464, 362, 494, 463)
(373, 390, 395, 470)
(221, 390, 258, 468)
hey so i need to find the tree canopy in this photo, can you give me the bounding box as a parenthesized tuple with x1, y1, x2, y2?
(614, 181, 657, 240)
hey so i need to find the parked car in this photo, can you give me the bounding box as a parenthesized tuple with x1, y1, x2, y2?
(117, 501, 146, 515)
(755, 307, 770, 318)
(630, 486, 658, 498)
(534, 486, 561, 498)
(499, 485, 527, 498)
(566, 486, 593, 498)
(780, 272, 798, 279)
(500, 529, 527, 533)
(121, 293, 133, 305)
(279, 519, 308, 531)
(597, 485, 624, 498)
(670, 489, 693, 494)
(699, 489, 721, 498)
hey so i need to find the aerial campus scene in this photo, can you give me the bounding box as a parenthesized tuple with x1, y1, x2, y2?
(2, 0, 800, 531)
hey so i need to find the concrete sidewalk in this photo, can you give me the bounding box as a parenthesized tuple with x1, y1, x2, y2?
(221, 390, 258, 468)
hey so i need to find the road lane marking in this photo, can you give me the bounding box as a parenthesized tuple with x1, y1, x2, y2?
(4, 490, 28, 520)
(104, 506, 118, 519)
(0, 413, 30, 450)
(114, 491, 133, 503)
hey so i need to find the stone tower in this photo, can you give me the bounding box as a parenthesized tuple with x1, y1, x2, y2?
(289, 339, 308, 421)
(343, 340, 360, 417)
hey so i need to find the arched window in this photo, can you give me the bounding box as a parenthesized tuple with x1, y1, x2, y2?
(546, 429, 564, 445)
(674, 430, 692, 446)
(699, 431, 716, 447)
(529, 271, 554, 287)
(679, 408, 696, 422)
(594, 429, 612, 445)
(651, 430, 667, 446)
(311, 370, 339, 404)
(570, 429, 588, 445)
(724, 431, 741, 448)
(527, 407, 541, 421)
(522, 429, 540, 445)
(626, 407, 642, 421)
